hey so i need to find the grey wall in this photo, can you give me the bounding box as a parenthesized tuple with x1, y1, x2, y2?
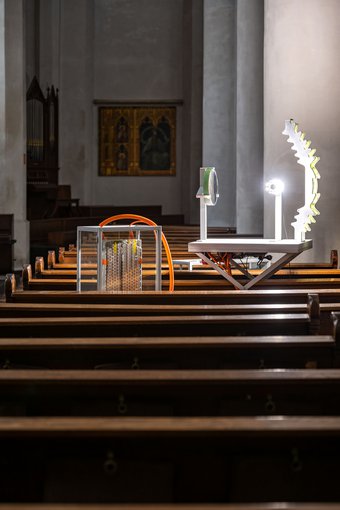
(58, 0, 93, 202)
(24, 0, 36, 85)
(264, 0, 340, 261)
(0, 0, 29, 267)
(90, 0, 184, 214)
(181, 0, 203, 224)
(203, 0, 236, 228)
(236, 0, 263, 235)
(28, 0, 264, 229)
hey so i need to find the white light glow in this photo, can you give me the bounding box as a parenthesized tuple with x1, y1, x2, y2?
(265, 178, 285, 196)
(265, 179, 284, 240)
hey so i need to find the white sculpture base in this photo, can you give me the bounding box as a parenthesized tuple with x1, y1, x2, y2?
(188, 238, 313, 290)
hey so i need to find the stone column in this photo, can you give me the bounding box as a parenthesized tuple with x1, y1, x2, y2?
(182, 0, 203, 224)
(0, 0, 29, 269)
(236, 0, 264, 235)
(202, 0, 236, 228)
(58, 0, 94, 204)
(264, 0, 340, 261)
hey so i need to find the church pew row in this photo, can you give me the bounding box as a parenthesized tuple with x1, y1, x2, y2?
(56, 245, 338, 270)
(0, 312, 317, 338)
(1, 506, 340, 510)
(0, 292, 330, 334)
(5, 278, 340, 304)
(34, 259, 340, 281)
(7, 278, 340, 305)
(0, 301, 318, 317)
(0, 333, 334, 370)
(48, 248, 339, 271)
(2, 368, 340, 416)
(20, 263, 340, 291)
(8, 275, 340, 333)
(0, 416, 340, 502)
(39, 252, 340, 279)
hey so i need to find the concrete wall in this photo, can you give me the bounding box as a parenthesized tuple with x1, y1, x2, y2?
(264, 0, 340, 261)
(182, 0, 203, 224)
(203, 0, 236, 228)
(24, 0, 36, 85)
(39, 0, 189, 215)
(0, 0, 29, 268)
(236, 0, 263, 235)
(58, 0, 93, 202)
(90, 0, 184, 214)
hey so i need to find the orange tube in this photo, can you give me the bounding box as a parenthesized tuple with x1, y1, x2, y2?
(99, 214, 174, 291)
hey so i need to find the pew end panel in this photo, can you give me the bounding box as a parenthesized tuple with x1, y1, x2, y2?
(4, 274, 16, 303)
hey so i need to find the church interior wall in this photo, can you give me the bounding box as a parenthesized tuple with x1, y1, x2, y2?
(1, 0, 339, 263)
(91, 0, 185, 215)
(264, 0, 340, 261)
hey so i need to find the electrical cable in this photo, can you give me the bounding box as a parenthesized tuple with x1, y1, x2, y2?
(99, 214, 174, 291)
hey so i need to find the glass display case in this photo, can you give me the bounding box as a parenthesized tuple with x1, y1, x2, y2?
(76, 225, 162, 292)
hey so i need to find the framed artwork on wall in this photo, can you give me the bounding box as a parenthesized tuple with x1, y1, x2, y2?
(98, 105, 176, 176)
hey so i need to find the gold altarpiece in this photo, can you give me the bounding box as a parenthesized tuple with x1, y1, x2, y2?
(98, 106, 176, 176)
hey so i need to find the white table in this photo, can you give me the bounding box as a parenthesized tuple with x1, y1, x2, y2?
(188, 238, 313, 290)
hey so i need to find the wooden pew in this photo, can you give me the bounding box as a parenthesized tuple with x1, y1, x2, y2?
(47, 246, 339, 269)
(35, 259, 340, 281)
(0, 292, 327, 333)
(0, 312, 316, 337)
(56, 243, 338, 270)
(1, 368, 340, 416)
(0, 416, 340, 502)
(8, 269, 340, 305)
(1, 506, 340, 510)
(22, 262, 340, 292)
(1, 506, 339, 510)
(0, 334, 334, 370)
(0, 299, 318, 317)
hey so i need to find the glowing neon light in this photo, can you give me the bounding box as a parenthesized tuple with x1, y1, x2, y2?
(282, 119, 320, 241)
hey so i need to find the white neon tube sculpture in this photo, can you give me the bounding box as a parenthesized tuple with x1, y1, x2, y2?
(282, 119, 320, 241)
(196, 167, 219, 240)
(265, 178, 284, 241)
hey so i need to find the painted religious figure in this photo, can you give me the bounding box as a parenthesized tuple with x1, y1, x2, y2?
(98, 106, 176, 176)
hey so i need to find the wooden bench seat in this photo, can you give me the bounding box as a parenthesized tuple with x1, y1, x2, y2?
(0, 416, 340, 502)
(2, 368, 340, 416)
(14, 263, 340, 295)
(1, 506, 340, 510)
(0, 301, 315, 317)
(7, 271, 340, 304)
(35, 266, 340, 280)
(0, 334, 334, 369)
(0, 293, 330, 333)
(0, 312, 316, 337)
(7, 285, 340, 305)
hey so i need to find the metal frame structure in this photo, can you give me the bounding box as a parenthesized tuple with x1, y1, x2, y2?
(77, 225, 162, 292)
(188, 238, 313, 290)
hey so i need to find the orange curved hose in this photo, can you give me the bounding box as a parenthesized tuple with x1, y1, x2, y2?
(99, 214, 174, 291)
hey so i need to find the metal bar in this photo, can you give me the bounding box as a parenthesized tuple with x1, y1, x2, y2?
(197, 252, 244, 290)
(231, 260, 254, 280)
(97, 228, 102, 291)
(244, 252, 297, 290)
(155, 227, 162, 291)
(76, 228, 81, 292)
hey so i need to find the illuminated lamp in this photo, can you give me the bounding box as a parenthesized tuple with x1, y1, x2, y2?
(265, 178, 284, 241)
